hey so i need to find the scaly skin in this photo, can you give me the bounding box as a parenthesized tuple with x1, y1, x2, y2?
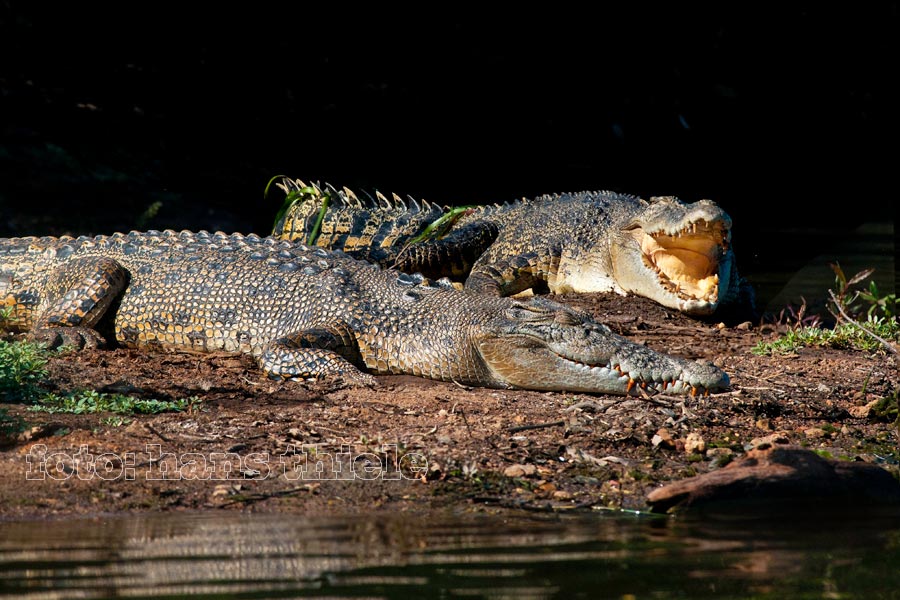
(0, 231, 729, 395)
(273, 179, 741, 316)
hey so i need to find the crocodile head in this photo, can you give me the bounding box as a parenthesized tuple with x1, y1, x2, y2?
(474, 296, 730, 395)
(613, 196, 733, 316)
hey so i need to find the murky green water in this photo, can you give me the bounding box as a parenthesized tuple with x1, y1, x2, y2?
(1, 511, 898, 599)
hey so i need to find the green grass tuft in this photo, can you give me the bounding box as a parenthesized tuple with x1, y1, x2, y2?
(752, 316, 900, 356)
(29, 390, 201, 415)
(0, 339, 50, 402)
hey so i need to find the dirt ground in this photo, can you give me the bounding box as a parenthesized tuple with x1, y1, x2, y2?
(1, 290, 897, 520)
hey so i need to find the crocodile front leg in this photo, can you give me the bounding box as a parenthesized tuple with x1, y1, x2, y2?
(465, 251, 546, 297)
(31, 256, 130, 349)
(259, 324, 377, 386)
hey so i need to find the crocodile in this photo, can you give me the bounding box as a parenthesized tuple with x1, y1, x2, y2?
(0, 230, 729, 396)
(272, 178, 747, 317)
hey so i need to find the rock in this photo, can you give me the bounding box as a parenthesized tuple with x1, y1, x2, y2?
(652, 428, 676, 449)
(755, 418, 772, 431)
(803, 427, 827, 439)
(504, 464, 537, 478)
(849, 399, 880, 418)
(745, 431, 791, 450)
(535, 482, 557, 497)
(16, 424, 55, 443)
(684, 432, 706, 454)
(646, 444, 900, 516)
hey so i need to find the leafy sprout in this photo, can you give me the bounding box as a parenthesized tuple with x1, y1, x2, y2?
(407, 205, 476, 245)
(266, 175, 331, 246)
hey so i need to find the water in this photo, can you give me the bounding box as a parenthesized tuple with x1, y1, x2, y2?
(1, 511, 898, 599)
(747, 220, 895, 315)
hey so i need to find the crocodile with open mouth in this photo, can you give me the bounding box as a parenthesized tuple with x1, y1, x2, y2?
(272, 179, 750, 317)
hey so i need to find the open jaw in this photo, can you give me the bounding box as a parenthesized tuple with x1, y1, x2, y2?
(632, 219, 730, 303)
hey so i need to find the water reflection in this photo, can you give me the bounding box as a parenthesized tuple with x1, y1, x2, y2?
(0, 511, 898, 599)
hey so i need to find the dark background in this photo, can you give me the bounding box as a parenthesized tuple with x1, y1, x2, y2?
(1, 4, 896, 311)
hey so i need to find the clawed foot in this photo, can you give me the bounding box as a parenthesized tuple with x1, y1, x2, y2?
(335, 370, 379, 388)
(269, 369, 380, 388)
(29, 326, 106, 350)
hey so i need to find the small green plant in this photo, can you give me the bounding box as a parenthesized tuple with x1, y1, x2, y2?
(820, 423, 838, 435)
(770, 297, 823, 331)
(758, 263, 899, 357)
(858, 280, 897, 320)
(0, 339, 50, 401)
(392, 205, 477, 268)
(407, 205, 477, 245)
(266, 176, 332, 246)
(828, 262, 896, 322)
(752, 316, 900, 356)
(868, 391, 899, 424)
(29, 390, 201, 415)
(827, 262, 873, 322)
(100, 416, 133, 427)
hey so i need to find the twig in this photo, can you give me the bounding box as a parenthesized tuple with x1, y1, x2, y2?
(637, 395, 674, 407)
(828, 290, 899, 356)
(218, 483, 319, 507)
(143, 422, 171, 442)
(458, 408, 475, 439)
(449, 379, 472, 390)
(507, 420, 565, 433)
(564, 399, 621, 413)
(309, 425, 351, 437)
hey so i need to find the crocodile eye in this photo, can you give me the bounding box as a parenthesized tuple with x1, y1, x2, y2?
(504, 302, 543, 321)
(504, 306, 531, 320)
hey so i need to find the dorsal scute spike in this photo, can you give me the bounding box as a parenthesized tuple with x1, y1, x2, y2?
(276, 176, 301, 195)
(358, 188, 377, 207)
(375, 190, 391, 208)
(338, 186, 362, 208)
(322, 182, 338, 196)
(320, 182, 345, 207)
(534, 192, 558, 203)
(406, 195, 420, 211)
